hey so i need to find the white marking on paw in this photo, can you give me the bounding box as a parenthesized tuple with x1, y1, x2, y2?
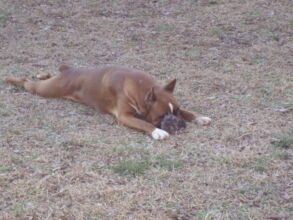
(168, 102, 173, 113)
(151, 128, 169, 140)
(196, 116, 212, 125)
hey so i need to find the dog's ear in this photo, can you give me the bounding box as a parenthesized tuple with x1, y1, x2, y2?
(164, 79, 176, 93)
(145, 87, 156, 105)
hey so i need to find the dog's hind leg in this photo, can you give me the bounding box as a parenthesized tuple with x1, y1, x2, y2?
(5, 75, 70, 98)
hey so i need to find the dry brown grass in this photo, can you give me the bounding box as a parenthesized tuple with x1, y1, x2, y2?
(1, 0, 292, 219)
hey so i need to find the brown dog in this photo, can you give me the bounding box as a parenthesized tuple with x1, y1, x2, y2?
(5, 65, 211, 140)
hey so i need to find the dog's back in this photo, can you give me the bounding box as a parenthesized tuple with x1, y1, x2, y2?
(57, 66, 158, 114)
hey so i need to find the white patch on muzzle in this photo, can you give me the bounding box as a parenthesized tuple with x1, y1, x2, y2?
(168, 102, 174, 114)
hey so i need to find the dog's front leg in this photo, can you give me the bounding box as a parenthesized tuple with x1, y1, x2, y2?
(179, 109, 212, 125)
(118, 114, 169, 140)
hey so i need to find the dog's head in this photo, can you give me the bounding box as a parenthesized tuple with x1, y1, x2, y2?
(144, 79, 181, 125)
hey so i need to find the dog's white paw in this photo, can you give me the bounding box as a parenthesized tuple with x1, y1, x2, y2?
(196, 116, 212, 125)
(151, 128, 169, 140)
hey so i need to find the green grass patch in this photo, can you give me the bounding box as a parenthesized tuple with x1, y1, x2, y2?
(271, 147, 291, 160)
(16, 84, 25, 90)
(276, 151, 290, 160)
(211, 27, 225, 37)
(258, 29, 276, 41)
(273, 131, 293, 149)
(113, 142, 151, 157)
(10, 200, 28, 214)
(155, 156, 183, 171)
(114, 144, 136, 154)
(158, 0, 168, 4)
(0, 103, 9, 116)
(208, 0, 220, 4)
(250, 57, 267, 65)
(112, 158, 151, 177)
(254, 158, 267, 173)
(154, 23, 176, 32)
(242, 157, 270, 173)
(245, 9, 262, 18)
(111, 155, 183, 177)
(234, 207, 252, 220)
(0, 9, 11, 27)
(239, 186, 262, 195)
(185, 50, 201, 58)
(0, 103, 6, 108)
(0, 166, 14, 173)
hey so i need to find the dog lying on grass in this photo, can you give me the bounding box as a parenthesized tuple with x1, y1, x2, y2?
(5, 65, 211, 140)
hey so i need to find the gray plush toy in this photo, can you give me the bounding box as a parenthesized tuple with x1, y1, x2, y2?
(157, 114, 186, 134)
